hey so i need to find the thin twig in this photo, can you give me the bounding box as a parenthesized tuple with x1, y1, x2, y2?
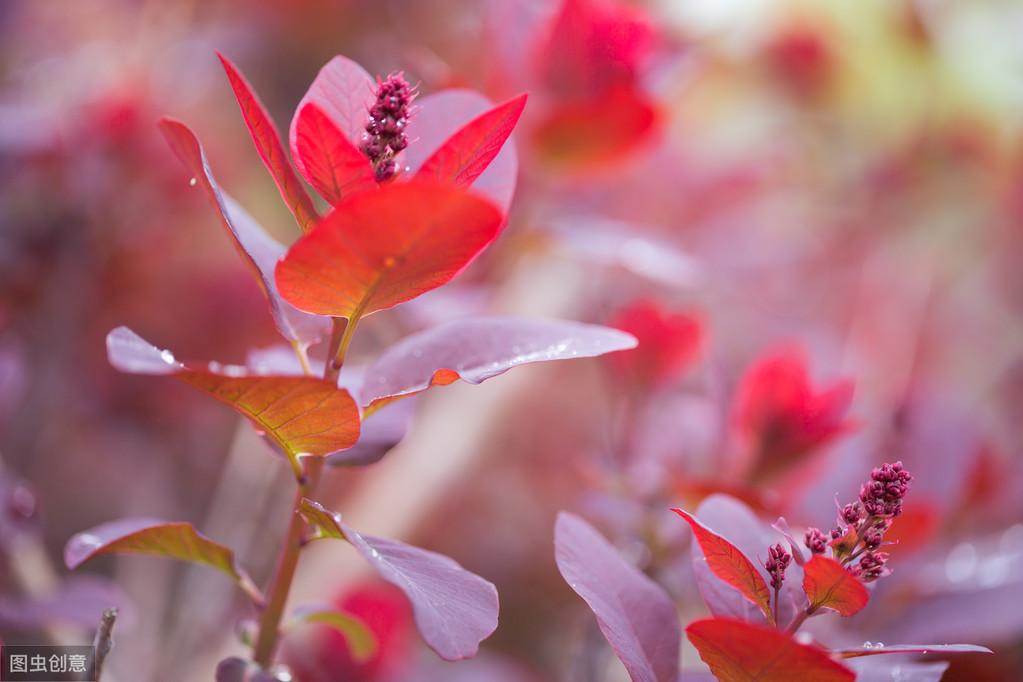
(92, 608, 118, 681)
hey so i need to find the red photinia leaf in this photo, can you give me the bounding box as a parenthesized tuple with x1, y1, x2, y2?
(733, 344, 855, 481)
(532, 88, 658, 171)
(218, 52, 320, 232)
(292, 102, 376, 205)
(671, 508, 773, 623)
(275, 181, 503, 321)
(608, 298, 704, 388)
(289, 55, 377, 168)
(687, 618, 854, 682)
(837, 643, 993, 659)
(65, 518, 260, 603)
(158, 117, 329, 347)
(359, 317, 637, 410)
(297, 498, 346, 541)
(341, 524, 499, 661)
(416, 94, 527, 192)
(802, 555, 869, 617)
(106, 327, 360, 475)
(554, 512, 681, 682)
(405, 91, 521, 212)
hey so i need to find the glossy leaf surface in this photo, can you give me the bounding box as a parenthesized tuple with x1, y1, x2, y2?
(158, 117, 328, 346)
(297, 498, 346, 541)
(342, 524, 499, 661)
(672, 508, 773, 623)
(359, 317, 637, 408)
(218, 53, 319, 231)
(554, 512, 680, 682)
(802, 555, 869, 616)
(838, 643, 993, 659)
(276, 182, 503, 320)
(686, 617, 854, 682)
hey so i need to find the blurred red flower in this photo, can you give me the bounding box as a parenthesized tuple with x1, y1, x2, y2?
(608, 299, 704, 389)
(733, 346, 854, 481)
(282, 581, 414, 682)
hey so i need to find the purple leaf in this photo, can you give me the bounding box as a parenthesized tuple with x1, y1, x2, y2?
(327, 397, 417, 467)
(0, 576, 132, 630)
(845, 658, 949, 682)
(405, 90, 519, 212)
(342, 523, 499, 661)
(289, 55, 377, 175)
(65, 518, 261, 603)
(359, 317, 637, 409)
(554, 512, 681, 682)
(159, 118, 329, 347)
(838, 643, 993, 659)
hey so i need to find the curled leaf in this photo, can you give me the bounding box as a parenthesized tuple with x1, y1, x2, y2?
(65, 518, 261, 603)
(672, 508, 773, 624)
(276, 182, 503, 321)
(287, 605, 377, 662)
(802, 555, 869, 617)
(359, 317, 637, 409)
(297, 498, 345, 541)
(554, 512, 681, 682)
(686, 617, 854, 682)
(838, 643, 993, 659)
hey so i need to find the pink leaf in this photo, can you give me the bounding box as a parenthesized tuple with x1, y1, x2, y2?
(359, 316, 637, 409)
(555, 512, 681, 682)
(289, 55, 377, 163)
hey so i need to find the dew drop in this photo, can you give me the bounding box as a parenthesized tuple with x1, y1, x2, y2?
(188, 177, 198, 187)
(160, 349, 175, 364)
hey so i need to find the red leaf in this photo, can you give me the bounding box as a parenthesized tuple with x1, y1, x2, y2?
(276, 182, 502, 321)
(687, 617, 854, 682)
(106, 327, 360, 476)
(157, 117, 328, 347)
(65, 518, 260, 603)
(416, 94, 527, 191)
(292, 102, 376, 205)
(802, 555, 869, 617)
(672, 508, 773, 623)
(218, 52, 320, 231)
(289, 55, 377, 163)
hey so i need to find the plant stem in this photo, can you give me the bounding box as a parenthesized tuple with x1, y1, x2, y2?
(93, 608, 118, 681)
(252, 457, 324, 668)
(786, 607, 813, 635)
(333, 316, 360, 371)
